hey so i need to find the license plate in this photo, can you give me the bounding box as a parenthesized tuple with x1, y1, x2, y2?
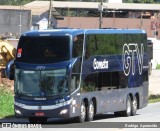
(35, 112, 44, 116)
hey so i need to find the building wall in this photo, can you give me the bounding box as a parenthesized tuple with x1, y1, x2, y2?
(57, 17, 160, 38)
(150, 38, 160, 69)
(0, 9, 31, 36)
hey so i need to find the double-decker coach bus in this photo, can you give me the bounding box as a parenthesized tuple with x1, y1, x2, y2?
(7, 29, 149, 123)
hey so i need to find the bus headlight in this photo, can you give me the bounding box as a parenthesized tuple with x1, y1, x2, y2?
(60, 109, 68, 115)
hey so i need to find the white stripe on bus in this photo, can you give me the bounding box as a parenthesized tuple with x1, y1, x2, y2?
(14, 99, 72, 110)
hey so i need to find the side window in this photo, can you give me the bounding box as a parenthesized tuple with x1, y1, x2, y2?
(86, 34, 123, 56)
(86, 34, 97, 58)
(119, 72, 128, 88)
(72, 34, 84, 58)
(71, 34, 84, 92)
(70, 74, 80, 92)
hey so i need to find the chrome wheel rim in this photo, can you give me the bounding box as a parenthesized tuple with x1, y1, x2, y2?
(89, 103, 94, 118)
(133, 99, 137, 111)
(81, 103, 86, 120)
(127, 99, 131, 114)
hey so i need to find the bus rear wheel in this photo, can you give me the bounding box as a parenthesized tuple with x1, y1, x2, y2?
(29, 117, 47, 124)
(131, 96, 137, 116)
(86, 100, 94, 121)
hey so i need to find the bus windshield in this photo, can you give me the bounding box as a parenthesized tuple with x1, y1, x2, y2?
(16, 36, 70, 63)
(14, 68, 69, 97)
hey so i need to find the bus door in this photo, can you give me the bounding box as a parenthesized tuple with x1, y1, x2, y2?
(70, 33, 85, 116)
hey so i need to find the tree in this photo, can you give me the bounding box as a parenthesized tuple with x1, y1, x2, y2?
(0, 0, 35, 5)
(123, 0, 159, 3)
(133, 0, 154, 3)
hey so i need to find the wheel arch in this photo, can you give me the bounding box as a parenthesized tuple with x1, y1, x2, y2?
(135, 93, 140, 109)
(128, 92, 139, 109)
(83, 98, 89, 108)
(128, 93, 133, 101)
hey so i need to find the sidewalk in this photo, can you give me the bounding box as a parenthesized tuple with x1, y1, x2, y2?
(149, 69, 160, 95)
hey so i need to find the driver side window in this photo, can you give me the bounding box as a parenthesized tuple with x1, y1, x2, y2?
(85, 34, 97, 59)
(72, 34, 84, 58)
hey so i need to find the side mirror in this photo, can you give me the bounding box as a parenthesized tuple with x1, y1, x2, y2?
(5, 60, 15, 80)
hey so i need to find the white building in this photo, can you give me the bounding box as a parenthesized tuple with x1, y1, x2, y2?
(150, 38, 160, 69)
(36, 18, 48, 30)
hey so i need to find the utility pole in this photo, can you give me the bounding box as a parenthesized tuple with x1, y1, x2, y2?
(48, 0, 52, 29)
(19, 5, 22, 35)
(98, 0, 103, 29)
(140, 12, 143, 29)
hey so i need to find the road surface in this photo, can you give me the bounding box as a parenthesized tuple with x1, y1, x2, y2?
(149, 69, 160, 95)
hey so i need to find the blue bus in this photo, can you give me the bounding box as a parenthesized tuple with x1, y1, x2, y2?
(7, 29, 149, 123)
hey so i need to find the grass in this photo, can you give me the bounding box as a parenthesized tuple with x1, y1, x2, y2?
(156, 64, 160, 69)
(149, 94, 160, 103)
(0, 85, 14, 118)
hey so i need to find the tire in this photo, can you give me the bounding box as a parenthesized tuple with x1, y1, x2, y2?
(29, 117, 47, 124)
(123, 96, 132, 117)
(75, 101, 86, 123)
(86, 100, 94, 121)
(131, 96, 137, 116)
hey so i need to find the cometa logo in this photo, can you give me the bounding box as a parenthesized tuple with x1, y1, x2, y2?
(93, 58, 108, 70)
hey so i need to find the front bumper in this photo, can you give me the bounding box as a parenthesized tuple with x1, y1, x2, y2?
(14, 104, 70, 118)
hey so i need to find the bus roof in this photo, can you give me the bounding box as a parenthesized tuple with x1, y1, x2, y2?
(22, 29, 146, 37)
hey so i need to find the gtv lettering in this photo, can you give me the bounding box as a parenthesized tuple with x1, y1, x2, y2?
(93, 58, 108, 70)
(122, 43, 144, 76)
(36, 66, 46, 70)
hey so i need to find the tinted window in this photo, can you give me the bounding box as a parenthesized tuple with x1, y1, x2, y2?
(81, 71, 128, 92)
(71, 34, 84, 92)
(72, 34, 84, 58)
(86, 34, 123, 57)
(86, 34, 147, 58)
(16, 36, 70, 63)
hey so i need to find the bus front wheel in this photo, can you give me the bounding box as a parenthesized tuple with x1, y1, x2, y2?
(75, 101, 86, 123)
